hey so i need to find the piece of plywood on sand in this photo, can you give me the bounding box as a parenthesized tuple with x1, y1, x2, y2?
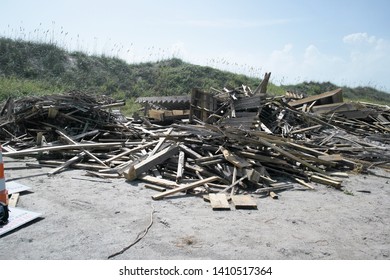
(0, 207, 41, 237)
(6, 181, 31, 194)
(231, 195, 258, 209)
(209, 193, 231, 210)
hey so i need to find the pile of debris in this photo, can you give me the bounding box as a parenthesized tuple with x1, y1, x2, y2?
(1, 80, 389, 209)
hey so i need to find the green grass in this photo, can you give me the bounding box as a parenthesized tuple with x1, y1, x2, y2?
(1, 37, 389, 117)
(0, 76, 65, 98)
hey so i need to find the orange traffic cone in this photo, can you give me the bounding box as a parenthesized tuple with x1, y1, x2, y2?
(0, 145, 9, 224)
(0, 145, 8, 205)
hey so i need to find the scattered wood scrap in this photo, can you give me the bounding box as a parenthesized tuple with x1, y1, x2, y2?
(1, 82, 389, 210)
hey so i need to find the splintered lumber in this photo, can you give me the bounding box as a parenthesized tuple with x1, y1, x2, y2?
(152, 176, 219, 200)
(144, 184, 166, 192)
(254, 137, 327, 175)
(208, 193, 231, 210)
(3, 142, 123, 157)
(289, 88, 343, 107)
(310, 174, 342, 188)
(139, 175, 179, 188)
(8, 193, 20, 207)
(269, 191, 278, 199)
(56, 130, 108, 167)
(294, 178, 315, 190)
(103, 140, 158, 164)
(231, 195, 258, 209)
(220, 175, 248, 193)
(148, 127, 174, 157)
(48, 152, 86, 175)
(176, 151, 185, 183)
(253, 184, 294, 194)
(125, 145, 179, 181)
(220, 147, 251, 168)
(318, 154, 345, 162)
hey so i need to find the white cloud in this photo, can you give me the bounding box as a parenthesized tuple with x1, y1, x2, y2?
(181, 18, 292, 29)
(343, 32, 378, 45)
(268, 43, 295, 69)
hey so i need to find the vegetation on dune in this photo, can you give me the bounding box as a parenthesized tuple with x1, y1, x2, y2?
(0, 37, 389, 116)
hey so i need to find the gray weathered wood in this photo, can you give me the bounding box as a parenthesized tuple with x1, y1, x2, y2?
(209, 193, 231, 210)
(152, 176, 219, 200)
(125, 145, 179, 181)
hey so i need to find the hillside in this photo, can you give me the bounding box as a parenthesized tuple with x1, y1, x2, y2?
(1, 37, 389, 112)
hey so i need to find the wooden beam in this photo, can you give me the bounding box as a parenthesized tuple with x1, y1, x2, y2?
(56, 130, 108, 167)
(310, 174, 342, 188)
(125, 145, 179, 181)
(138, 175, 179, 188)
(254, 137, 327, 175)
(148, 127, 173, 157)
(48, 152, 86, 176)
(176, 151, 185, 183)
(103, 141, 158, 164)
(152, 176, 219, 200)
(294, 178, 315, 190)
(144, 184, 166, 192)
(4, 142, 123, 157)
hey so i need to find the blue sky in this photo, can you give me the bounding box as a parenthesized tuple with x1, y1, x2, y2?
(1, 0, 390, 92)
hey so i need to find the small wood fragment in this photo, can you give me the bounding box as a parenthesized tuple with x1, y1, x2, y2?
(144, 184, 166, 192)
(269, 191, 278, 199)
(9, 193, 20, 207)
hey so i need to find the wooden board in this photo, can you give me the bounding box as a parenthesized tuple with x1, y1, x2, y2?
(231, 195, 258, 209)
(152, 176, 219, 200)
(209, 193, 230, 210)
(8, 193, 20, 207)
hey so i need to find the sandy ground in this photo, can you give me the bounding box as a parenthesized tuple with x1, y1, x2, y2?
(0, 156, 389, 260)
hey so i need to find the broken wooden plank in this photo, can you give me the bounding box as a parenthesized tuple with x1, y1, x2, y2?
(139, 175, 179, 188)
(310, 174, 342, 188)
(125, 144, 179, 181)
(269, 191, 278, 199)
(294, 178, 315, 190)
(148, 127, 174, 157)
(103, 141, 158, 164)
(144, 184, 166, 192)
(152, 176, 219, 200)
(4, 142, 123, 157)
(8, 193, 20, 207)
(176, 151, 185, 183)
(219, 175, 248, 193)
(56, 130, 108, 167)
(231, 195, 258, 209)
(48, 152, 86, 176)
(221, 147, 251, 168)
(208, 193, 231, 210)
(254, 137, 328, 175)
